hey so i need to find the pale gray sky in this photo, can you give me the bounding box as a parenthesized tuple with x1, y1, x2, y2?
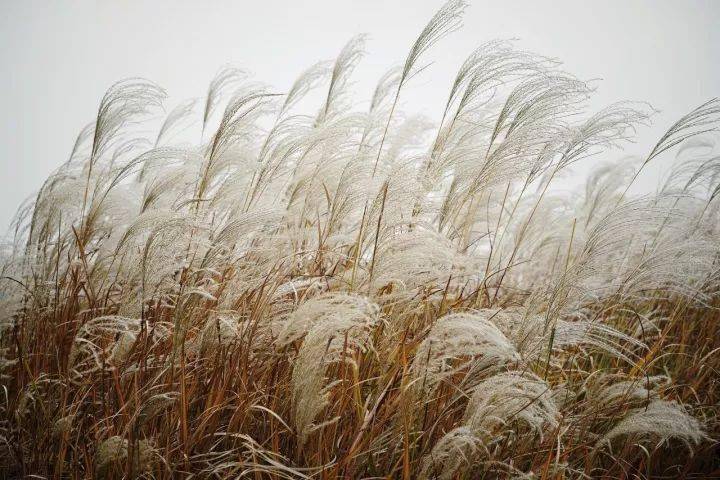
(1, 0, 719, 231)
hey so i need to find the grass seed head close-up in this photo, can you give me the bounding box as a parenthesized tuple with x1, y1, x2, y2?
(1, 1, 720, 478)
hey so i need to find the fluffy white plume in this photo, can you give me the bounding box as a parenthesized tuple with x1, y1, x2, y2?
(411, 311, 520, 396)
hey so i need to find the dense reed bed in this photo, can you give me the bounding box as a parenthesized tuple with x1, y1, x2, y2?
(1, 2, 719, 478)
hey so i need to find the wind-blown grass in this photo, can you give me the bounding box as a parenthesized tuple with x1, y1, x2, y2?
(1, 2, 719, 478)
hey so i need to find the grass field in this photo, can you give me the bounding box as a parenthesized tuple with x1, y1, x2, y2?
(1, 1, 719, 478)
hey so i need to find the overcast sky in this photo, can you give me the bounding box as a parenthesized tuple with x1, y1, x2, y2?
(1, 0, 719, 231)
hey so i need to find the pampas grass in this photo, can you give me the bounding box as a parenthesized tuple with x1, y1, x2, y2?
(1, 1, 719, 478)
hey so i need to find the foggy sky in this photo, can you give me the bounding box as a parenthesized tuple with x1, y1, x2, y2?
(1, 0, 719, 231)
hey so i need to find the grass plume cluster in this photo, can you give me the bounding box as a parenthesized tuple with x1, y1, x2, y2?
(2, 2, 720, 478)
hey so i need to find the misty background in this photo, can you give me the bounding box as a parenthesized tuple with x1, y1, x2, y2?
(1, 0, 718, 232)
